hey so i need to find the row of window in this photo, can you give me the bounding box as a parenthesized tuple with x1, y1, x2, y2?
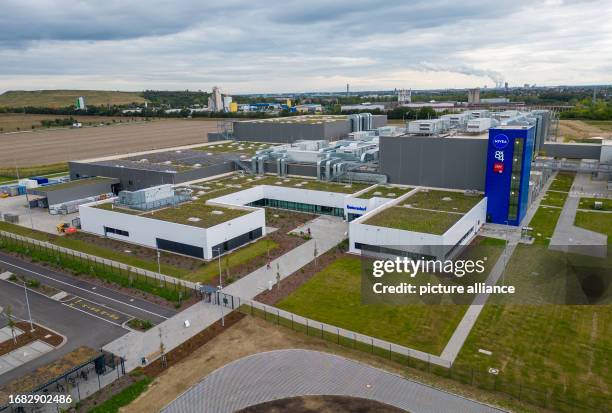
(104, 226, 129, 237)
(507, 138, 524, 222)
(248, 198, 345, 217)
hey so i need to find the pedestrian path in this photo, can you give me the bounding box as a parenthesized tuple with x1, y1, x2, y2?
(161, 349, 508, 413)
(222, 215, 347, 299)
(550, 172, 607, 252)
(103, 216, 348, 372)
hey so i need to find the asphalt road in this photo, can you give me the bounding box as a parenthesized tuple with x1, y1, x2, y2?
(0, 252, 179, 387)
(0, 252, 176, 324)
(0, 279, 126, 387)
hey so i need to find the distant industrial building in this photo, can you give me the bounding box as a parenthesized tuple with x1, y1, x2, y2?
(232, 114, 387, 143)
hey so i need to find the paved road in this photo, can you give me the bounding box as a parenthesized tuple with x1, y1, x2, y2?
(161, 349, 507, 413)
(0, 279, 126, 386)
(549, 172, 607, 253)
(0, 252, 176, 324)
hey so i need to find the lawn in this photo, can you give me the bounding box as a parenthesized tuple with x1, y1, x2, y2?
(140, 202, 250, 228)
(578, 197, 612, 211)
(548, 172, 575, 192)
(363, 206, 462, 234)
(182, 238, 279, 284)
(456, 303, 611, 410)
(88, 376, 152, 413)
(527, 206, 562, 246)
(540, 191, 568, 208)
(0, 221, 280, 284)
(575, 211, 612, 243)
(256, 176, 371, 194)
(277, 255, 469, 354)
(401, 190, 484, 213)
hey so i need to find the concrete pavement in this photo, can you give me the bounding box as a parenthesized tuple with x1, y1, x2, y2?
(161, 349, 507, 413)
(549, 172, 607, 253)
(222, 215, 347, 299)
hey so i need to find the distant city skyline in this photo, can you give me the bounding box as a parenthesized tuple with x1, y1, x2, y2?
(1, 0, 611, 94)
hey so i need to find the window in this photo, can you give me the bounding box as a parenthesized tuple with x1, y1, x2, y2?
(507, 138, 523, 222)
(104, 226, 129, 237)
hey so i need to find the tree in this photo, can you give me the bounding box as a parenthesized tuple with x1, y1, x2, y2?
(5, 305, 17, 344)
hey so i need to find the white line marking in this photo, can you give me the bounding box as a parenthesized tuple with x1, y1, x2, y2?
(0, 258, 168, 320)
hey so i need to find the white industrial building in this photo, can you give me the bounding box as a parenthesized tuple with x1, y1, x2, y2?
(349, 189, 487, 260)
(78, 180, 411, 260)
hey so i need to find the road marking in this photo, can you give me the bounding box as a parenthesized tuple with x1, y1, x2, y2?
(60, 303, 125, 327)
(0, 258, 168, 320)
(62, 295, 134, 319)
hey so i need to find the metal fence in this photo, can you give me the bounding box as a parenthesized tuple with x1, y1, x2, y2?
(225, 294, 610, 413)
(0, 230, 194, 303)
(0, 353, 125, 413)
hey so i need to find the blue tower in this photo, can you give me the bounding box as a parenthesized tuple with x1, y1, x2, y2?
(484, 125, 535, 226)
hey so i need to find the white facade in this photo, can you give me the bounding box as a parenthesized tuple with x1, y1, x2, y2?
(466, 118, 493, 133)
(80, 199, 265, 260)
(349, 193, 487, 259)
(79, 182, 412, 260)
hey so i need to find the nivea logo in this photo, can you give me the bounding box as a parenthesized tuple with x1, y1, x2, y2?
(492, 134, 509, 149)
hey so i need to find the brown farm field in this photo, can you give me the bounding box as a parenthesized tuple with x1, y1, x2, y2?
(0, 113, 149, 133)
(0, 119, 219, 166)
(0, 90, 145, 108)
(557, 120, 612, 142)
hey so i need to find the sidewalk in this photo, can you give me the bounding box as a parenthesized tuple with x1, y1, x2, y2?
(103, 215, 349, 372)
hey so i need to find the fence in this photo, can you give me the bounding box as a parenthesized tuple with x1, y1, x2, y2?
(230, 295, 610, 413)
(0, 353, 125, 413)
(0, 230, 193, 304)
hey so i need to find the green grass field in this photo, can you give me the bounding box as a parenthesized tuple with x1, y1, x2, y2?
(540, 191, 568, 208)
(401, 190, 484, 213)
(0, 221, 277, 283)
(456, 304, 611, 409)
(578, 197, 612, 211)
(0, 163, 68, 180)
(0, 90, 145, 108)
(364, 207, 462, 234)
(527, 206, 562, 246)
(548, 172, 575, 192)
(277, 256, 469, 354)
(575, 211, 612, 243)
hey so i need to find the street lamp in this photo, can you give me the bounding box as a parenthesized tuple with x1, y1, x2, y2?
(23, 280, 34, 332)
(213, 247, 222, 288)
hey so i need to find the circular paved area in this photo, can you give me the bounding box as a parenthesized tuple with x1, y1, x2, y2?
(161, 349, 507, 413)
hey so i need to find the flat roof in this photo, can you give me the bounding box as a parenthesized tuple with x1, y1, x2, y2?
(400, 189, 483, 213)
(355, 185, 413, 200)
(33, 177, 117, 192)
(362, 189, 484, 234)
(238, 115, 348, 125)
(92, 173, 373, 228)
(363, 207, 462, 235)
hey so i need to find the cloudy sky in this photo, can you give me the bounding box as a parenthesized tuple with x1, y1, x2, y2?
(1, 0, 611, 94)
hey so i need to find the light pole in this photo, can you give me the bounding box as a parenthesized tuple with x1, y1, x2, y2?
(15, 163, 34, 230)
(23, 280, 34, 332)
(156, 249, 162, 286)
(213, 247, 222, 288)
